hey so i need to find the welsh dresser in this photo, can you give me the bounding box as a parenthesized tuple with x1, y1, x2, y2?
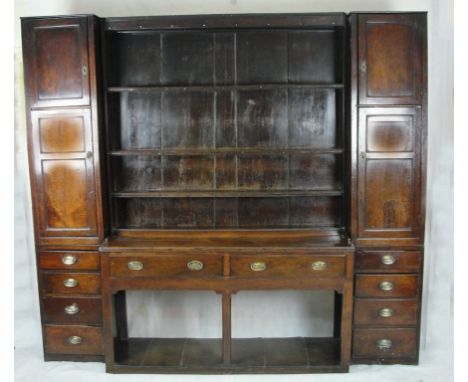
(21, 12, 427, 373)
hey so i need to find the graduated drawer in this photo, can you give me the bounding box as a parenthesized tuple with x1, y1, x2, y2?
(355, 251, 421, 273)
(42, 273, 101, 295)
(354, 298, 418, 326)
(42, 296, 102, 324)
(355, 274, 418, 298)
(39, 251, 100, 271)
(109, 254, 223, 277)
(44, 325, 104, 355)
(230, 254, 346, 277)
(353, 328, 418, 359)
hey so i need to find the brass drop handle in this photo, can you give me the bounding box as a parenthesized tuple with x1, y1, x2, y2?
(187, 260, 204, 271)
(311, 261, 327, 271)
(378, 308, 395, 318)
(381, 254, 396, 265)
(64, 303, 80, 315)
(128, 261, 144, 271)
(250, 261, 267, 272)
(63, 278, 78, 288)
(379, 281, 394, 292)
(61, 254, 77, 266)
(67, 335, 82, 345)
(376, 339, 393, 350)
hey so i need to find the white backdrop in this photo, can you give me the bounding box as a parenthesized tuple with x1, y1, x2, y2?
(14, 1, 453, 381)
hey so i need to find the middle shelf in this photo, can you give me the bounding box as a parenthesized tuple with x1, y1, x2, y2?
(111, 189, 344, 198)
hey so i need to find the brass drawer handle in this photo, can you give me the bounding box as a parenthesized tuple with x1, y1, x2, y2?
(381, 254, 396, 265)
(187, 260, 204, 271)
(64, 303, 80, 315)
(378, 308, 395, 318)
(376, 339, 393, 350)
(61, 254, 77, 266)
(250, 261, 267, 272)
(63, 278, 78, 288)
(67, 335, 82, 345)
(128, 261, 144, 271)
(311, 261, 327, 271)
(379, 281, 394, 292)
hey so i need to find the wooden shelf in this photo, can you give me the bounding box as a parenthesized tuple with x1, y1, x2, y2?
(112, 337, 343, 373)
(108, 83, 344, 92)
(109, 148, 344, 156)
(111, 189, 344, 198)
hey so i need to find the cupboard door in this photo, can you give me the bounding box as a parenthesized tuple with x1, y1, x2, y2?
(31, 109, 98, 237)
(358, 14, 424, 105)
(357, 107, 422, 242)
(22, 17, 90, 108)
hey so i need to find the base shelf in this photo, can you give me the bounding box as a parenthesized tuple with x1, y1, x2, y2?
(112, 337, 344, 373)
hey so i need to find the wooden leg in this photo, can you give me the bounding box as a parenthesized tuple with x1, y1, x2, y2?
(333, 292, 343, 338)
(222, 292, 232, 365)
(114, 291, 128, 340)
(100, 253, 115, 371)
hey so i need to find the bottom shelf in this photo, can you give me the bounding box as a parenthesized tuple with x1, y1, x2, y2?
(112, 337, 344, 373)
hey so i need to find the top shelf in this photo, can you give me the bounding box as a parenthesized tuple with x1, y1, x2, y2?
(107, 84, 345, 93)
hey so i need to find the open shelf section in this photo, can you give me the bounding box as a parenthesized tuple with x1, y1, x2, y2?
(112, 337, 343, 373)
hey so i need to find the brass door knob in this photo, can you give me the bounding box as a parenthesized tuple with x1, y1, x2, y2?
(381, 254, 396, 265)
(63, 278, 78, 288)
(187, 260, 204, 271)
(250, 261, 267, 272)
(127, 261, 144, 271)
(61, 254, 77, 266)
(376, 339, 393, 350)
(379, 281, 394, 291)
(67, 335, 82, 345)
(64, 303, 80, 315)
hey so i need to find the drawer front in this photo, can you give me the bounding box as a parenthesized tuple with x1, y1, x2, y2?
(44, 325, 104, 355)
(354, 298, 418, 326)
(355, 251, 421, 273)
(230, 254, 346, 277)
(43, 273, 101, 295)
(355, 274, 418, 298)
(39, 251, 100, 271)
(42, 296, 102, 324)
(110, 255, 223, 277)
(353, 328, 418, 359)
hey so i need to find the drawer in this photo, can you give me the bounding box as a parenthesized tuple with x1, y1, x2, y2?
(353, 328, 418, 359)
(354, 298, 418, 326)
(110, 254, 223, 277)
(39, 251, 100, 271)
(44, 325, 104, 355)
(230, 254, 346, 277)
(355, 275, 418, 298)
(355, 251, 421, 273)
(43, 273, 101, 295)
(43, 296, 102, 324)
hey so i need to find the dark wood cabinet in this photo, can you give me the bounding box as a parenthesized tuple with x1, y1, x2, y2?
(21, 12, 427, 374)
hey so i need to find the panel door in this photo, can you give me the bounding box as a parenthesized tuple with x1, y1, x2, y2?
(22, 17, 90, 108)
(31, 109, 98, 237)
(357, 107, 422, 241)
(358, 14, 424, 105)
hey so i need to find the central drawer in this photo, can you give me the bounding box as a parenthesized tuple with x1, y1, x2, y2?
(109, 254, 223, 277)
(230, 254, 347, 277)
